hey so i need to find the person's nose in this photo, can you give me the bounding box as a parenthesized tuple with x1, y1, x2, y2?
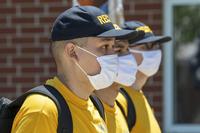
(113, 41, 129, 55)
(104, 40, 118, 55)
(106, 45, 116, 55)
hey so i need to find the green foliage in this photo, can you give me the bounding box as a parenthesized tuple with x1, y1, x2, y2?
(174, 5, 200, 44)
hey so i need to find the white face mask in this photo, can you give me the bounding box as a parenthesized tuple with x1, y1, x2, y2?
(129, 49, 162, 76)
(76, 47, 118, 90)
(115, 54, 138, 86)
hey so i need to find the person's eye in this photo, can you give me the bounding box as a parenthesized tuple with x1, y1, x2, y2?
(152, 43, 161, 49)
(145, 44, 150, 49)
(102, 45, 109, 49)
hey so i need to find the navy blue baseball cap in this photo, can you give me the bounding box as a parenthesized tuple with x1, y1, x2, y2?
(51, 6, 141, 41)
(122, 21, 172, 46)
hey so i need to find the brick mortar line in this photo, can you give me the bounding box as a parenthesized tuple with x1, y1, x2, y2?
(0, 3, 70, 8)
(0, 13, 60, 17)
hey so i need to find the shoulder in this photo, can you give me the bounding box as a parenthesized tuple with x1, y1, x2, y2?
(122, 87, 144, 100)
(12, 94, 59, 132)
(116, 92, 127, 107)
(116, 87, 144, 116)
(116, 91, 128, 116)
(20, 94, 58, 116)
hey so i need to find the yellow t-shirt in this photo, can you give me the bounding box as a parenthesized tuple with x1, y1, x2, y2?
(116, 87, 161, 133)
(103, 102, 129, 133)
(11, 77, 107, 133)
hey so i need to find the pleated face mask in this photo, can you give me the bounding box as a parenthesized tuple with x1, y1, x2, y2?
(129, 49, 162, 76)
(115, 54, 138, 86)
(76, 47, 118, 90)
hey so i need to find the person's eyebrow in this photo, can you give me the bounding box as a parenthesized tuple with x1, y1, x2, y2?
(100, 38, 114, 42)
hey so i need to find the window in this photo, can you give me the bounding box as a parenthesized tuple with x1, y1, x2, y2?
(164, 0, 200, 132)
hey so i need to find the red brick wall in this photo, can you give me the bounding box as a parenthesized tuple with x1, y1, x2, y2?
(0, 0, 163, 127)
(0, 0, 72, 99)
(124, 0, 163, 126)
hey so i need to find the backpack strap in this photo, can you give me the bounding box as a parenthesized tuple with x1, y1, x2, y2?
(89, 95, 105, 121)
(44, 85, 73, 133)
(9, 85, 72, 133)
(116, 88, 136, 131)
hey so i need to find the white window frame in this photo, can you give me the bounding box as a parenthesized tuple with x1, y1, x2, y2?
(163, 0, 200, 133)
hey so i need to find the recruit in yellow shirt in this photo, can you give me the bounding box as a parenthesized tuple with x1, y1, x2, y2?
(116, 87, 161, 133)
(11, 77, 107, 133)
(102, 101, 129, 133)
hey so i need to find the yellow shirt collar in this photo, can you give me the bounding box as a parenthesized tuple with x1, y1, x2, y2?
(46, 76, 92, 108)
(102, 101, 118, 114)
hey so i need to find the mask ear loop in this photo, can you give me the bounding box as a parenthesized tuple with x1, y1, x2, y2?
(129, 47, 161, 53)
(74, 45, 100, 76)
(68, 40, 98, 58)
(128, 48, 142, 53)
(68, 42, 91, 76)
(76, 46, 98, 58)
(75, 61, 88, 75)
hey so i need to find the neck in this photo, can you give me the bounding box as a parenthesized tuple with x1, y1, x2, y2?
(132, 71, 148, 90)
(57, 72, 94, 100)
(95, 84, 119, 107)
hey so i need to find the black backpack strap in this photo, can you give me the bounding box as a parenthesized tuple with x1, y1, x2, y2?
(9, 85, 72, 133)
(44, 85, 73, 133)
(116, 88, 136, 131)
(115, 98, 126, 121)
(89, 95, 105, 121)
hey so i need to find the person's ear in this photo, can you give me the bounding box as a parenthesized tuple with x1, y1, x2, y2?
(64, 42, 78, 60)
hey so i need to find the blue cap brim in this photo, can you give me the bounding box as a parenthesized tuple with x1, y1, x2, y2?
(130, 35, 172, 46)
(97, 29, 139, 40)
